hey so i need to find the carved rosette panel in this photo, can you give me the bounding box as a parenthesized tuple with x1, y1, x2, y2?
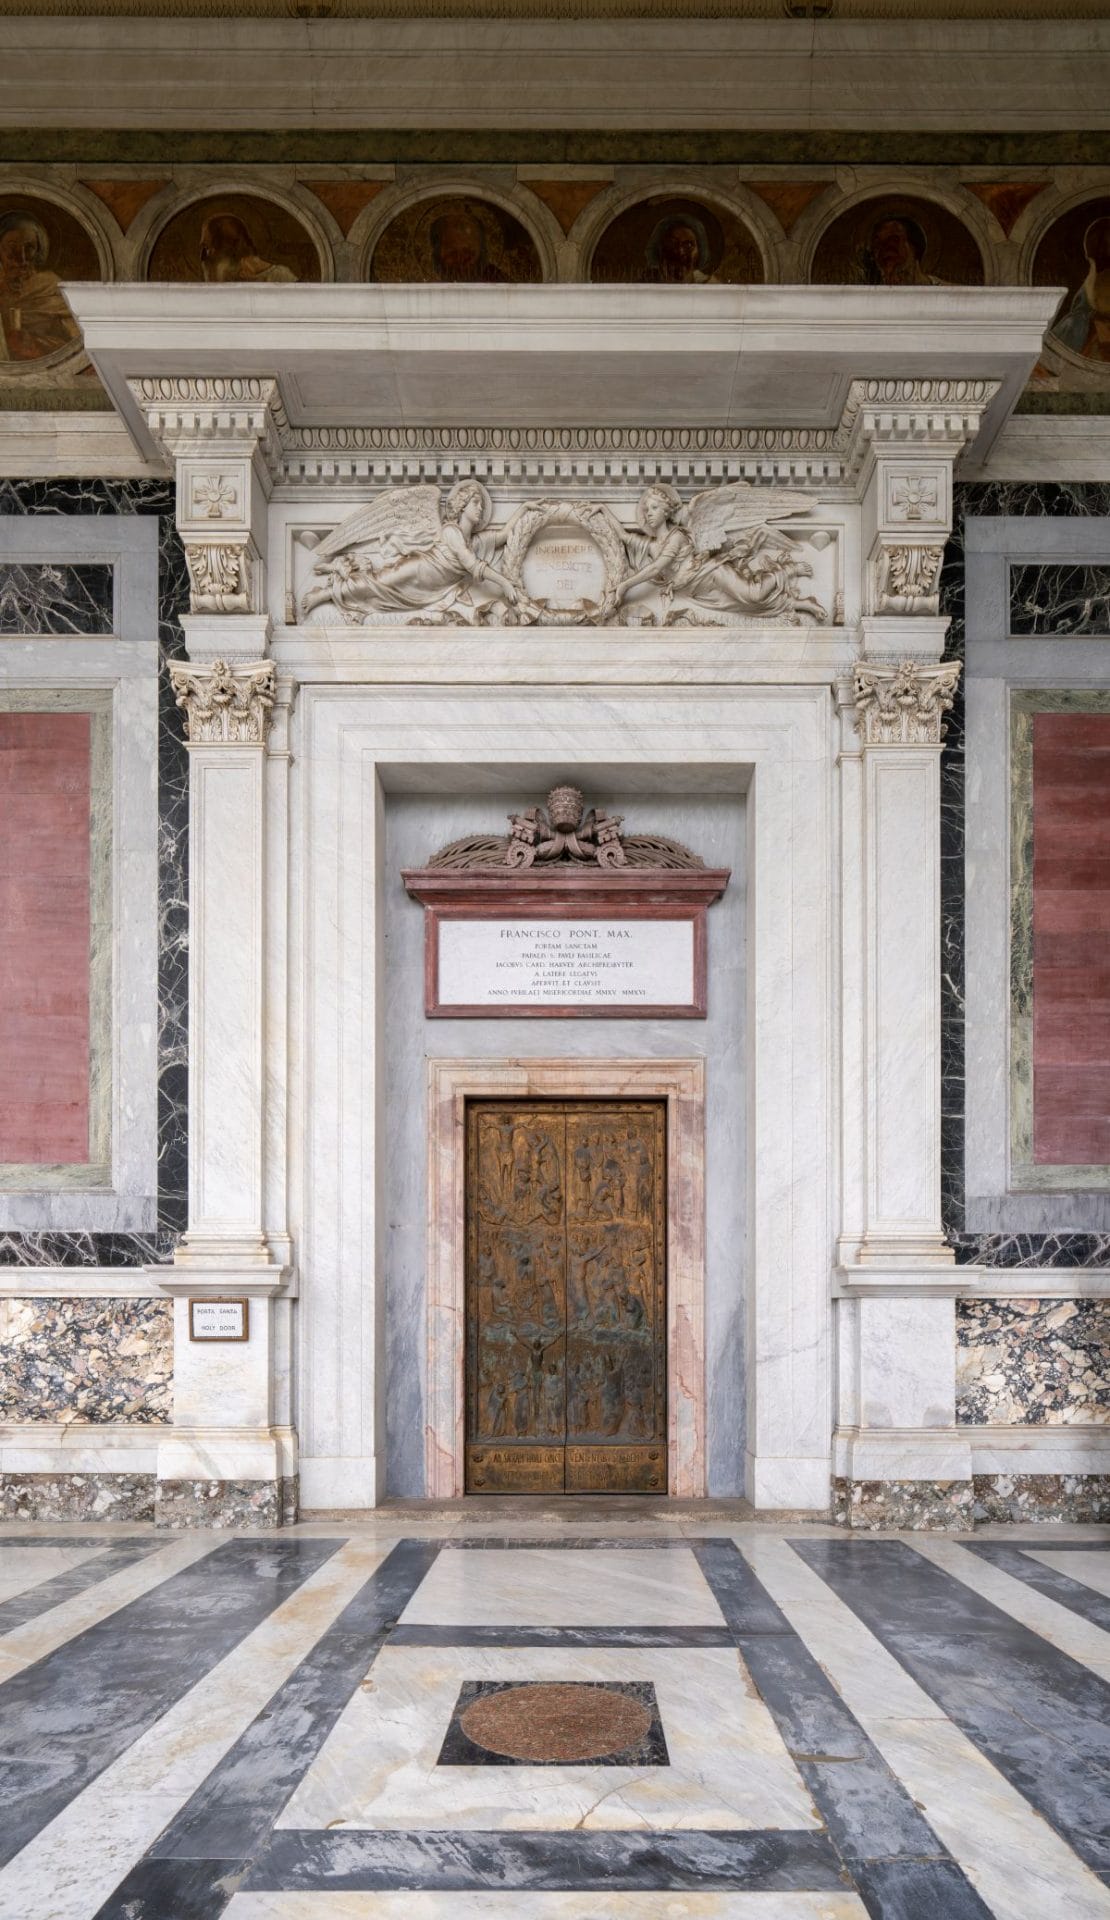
(853, 659, 962, 747)
(184, 542, 252, 615)
(168, 657, 276, 745)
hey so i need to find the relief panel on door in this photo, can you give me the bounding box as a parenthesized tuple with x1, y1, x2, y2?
(466, 1100, 667, 1494)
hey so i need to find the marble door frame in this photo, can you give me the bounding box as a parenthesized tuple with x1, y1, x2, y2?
(426, 1058, 706, 1500)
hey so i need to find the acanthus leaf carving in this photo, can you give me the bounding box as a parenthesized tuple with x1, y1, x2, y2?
(852, 659, 961, 747)
(295, 477, 830, 630)
(184, 542, 252, 615)
(169, 657, 276, 745)
(873, 542, 945, 616)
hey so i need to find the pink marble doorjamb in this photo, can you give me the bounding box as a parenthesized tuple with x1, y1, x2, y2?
(425, 1057, 707, 1499)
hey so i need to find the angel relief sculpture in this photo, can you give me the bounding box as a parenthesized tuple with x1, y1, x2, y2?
(297, 475, 830, 628)
(617, 481, 825, 625)
(298, 479, 516, 625)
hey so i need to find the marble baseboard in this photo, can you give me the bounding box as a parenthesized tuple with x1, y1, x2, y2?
(832, 1478, 976, 1531)
(153, 1476, 285, 1530)
(971, 1472, 1110, 1525)
(0, 1470, 155, 1522)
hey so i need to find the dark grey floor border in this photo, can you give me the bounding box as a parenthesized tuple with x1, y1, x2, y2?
(389, 1622, 737, 1647)
(696, 1539, 994, 1919)
(793, 1538, 1110, 1876)
(442, 1534, 706, 1549)
(966, 1541, 1110, 1633)
(0, 1537, 167, 1635)
(93, 1537, 440, 1918)
(0, 1536, 343, 1871)
(243, 1827, 844, 1893)
(0, 1533, 159, 1547)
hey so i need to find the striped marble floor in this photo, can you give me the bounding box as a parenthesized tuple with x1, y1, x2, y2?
(1, 1519, 1109, 1918)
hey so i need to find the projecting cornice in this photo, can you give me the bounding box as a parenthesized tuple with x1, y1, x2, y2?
(63, 283, 1060, 489)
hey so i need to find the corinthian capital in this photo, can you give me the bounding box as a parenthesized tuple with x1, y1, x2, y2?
(853, 659, 961, 747)
(169, 657, 276, 745)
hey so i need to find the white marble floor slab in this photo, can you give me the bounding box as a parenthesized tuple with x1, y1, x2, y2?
(909, 1537, 1110, 1681)
(278, 1643, 819, 1834)
(0, 1539, 391, 1920)
(741, 1537, 1110, 1920)
(399, 1548, 725, 1627)
(1026, 1548, 1110, 1598)
(226, 1893, 868, 1918)
(0, 1543, 104, 1606)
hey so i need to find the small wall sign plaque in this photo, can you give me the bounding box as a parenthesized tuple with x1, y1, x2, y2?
(188, 1297, 249, 1342)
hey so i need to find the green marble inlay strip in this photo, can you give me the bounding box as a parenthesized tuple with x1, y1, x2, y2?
(0, 688, 113, 1191)
(1009, 687, 1110, 1194)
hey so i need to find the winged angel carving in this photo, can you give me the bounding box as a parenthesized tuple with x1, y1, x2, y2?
(298, 476, 827, 627)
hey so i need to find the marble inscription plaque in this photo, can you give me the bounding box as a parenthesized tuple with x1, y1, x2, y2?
(520, 525, 608, 610)
(437, 917, 697, 1015)
(188, 1297, 249, 1342)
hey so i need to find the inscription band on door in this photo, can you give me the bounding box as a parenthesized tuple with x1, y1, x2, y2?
(465, 1098, 667, 1494)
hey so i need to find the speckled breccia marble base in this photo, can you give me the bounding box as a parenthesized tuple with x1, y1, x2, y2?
(0, 1298, 172, 1423)
(957, 1298, 1110, 1426)
(0, 1471, 156, 1523)
(834, 1473, 1110, 1528)
(832, 1478, 977, 1531)
(153, 1475, 300, 1530)
(972, 1472, 1110, 1524)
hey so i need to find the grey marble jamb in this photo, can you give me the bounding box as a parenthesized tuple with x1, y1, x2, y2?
(383, 790, 746, 1498)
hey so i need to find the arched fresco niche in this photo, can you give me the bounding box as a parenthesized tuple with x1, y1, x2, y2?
(368, 195, 542, 282)
(0, 194, 99, 365)
(1033, 197, 1110, 373)
(809, 194, 985, 287)
(589, 194, 764, 284)
(146, 194, 323, 283)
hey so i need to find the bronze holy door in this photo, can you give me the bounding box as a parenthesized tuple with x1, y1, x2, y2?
(465, 1099, 667, 1493)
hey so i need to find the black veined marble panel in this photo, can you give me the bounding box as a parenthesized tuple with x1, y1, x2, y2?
(942, 480, 1110, 1270)
(1009, 562, 1110, 634)
(0, 561, 114, 634)
(0, 479, 188, 1267)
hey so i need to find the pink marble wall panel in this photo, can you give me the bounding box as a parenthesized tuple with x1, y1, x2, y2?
(1032, 711, 1110, 1166)
(0, 712, 92, 1164)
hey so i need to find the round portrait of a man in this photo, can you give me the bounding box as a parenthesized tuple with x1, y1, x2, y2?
(0, 196, 100, 367)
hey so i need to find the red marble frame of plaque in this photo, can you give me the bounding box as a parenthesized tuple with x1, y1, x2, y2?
(400, 868, 730, 1019)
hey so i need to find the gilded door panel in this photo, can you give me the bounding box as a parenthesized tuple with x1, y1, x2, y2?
(465, 1099, 666, 1494)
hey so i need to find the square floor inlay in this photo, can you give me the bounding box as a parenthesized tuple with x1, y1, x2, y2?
(437, 1680, 669, 1767)
(398, 1549, 725, 1628)
(277, 1644, 820, 1832)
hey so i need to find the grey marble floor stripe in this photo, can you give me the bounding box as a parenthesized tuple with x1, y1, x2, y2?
(794, 1538, 1110, 1874)
(697, 1540, 993, 1918)
(0, 1538, 165, 1635)
(0, 1536, 341, 1872)
(93, 1537, 440, 1919)
(243, 1827, 845, 1893)
(388, 1622, 736, 1647)
(444, 1534, 701, 1549)
(967, 1540, 1110, 1632)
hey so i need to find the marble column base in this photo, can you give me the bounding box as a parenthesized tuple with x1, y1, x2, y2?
(153, 1473, 298, 1530)
(0, 1471, 156, 1522)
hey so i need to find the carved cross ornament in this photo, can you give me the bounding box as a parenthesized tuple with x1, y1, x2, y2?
(169, 657, 276, 745)
(853, 660, 962, 746)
